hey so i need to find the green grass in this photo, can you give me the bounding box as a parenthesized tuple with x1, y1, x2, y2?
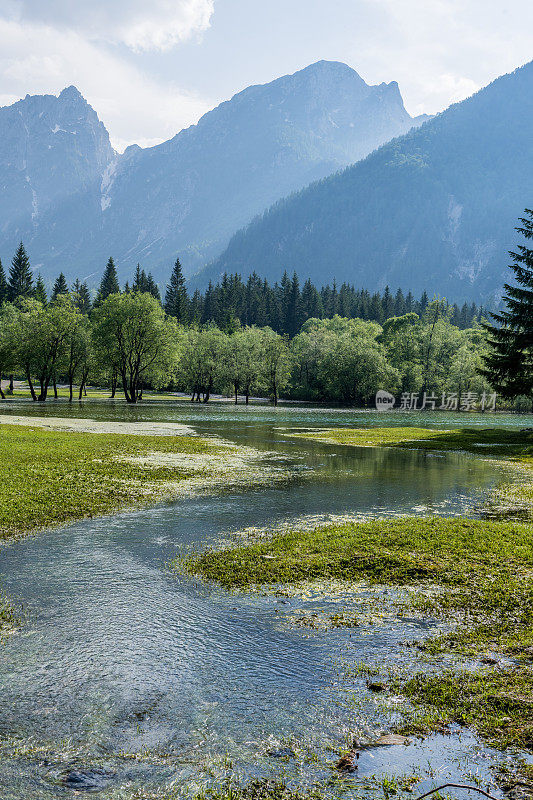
(395, 668, 533, 751)
(130, 779, 328, 800)
(288, 425, 533, 459)
(0, 423, 229, 539)
(0, 588, 18, 633)
(184, 516, 533, 591)
(185, 513, 533, 753)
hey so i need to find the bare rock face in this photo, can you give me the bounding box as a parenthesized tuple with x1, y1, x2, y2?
(0, 86, 114, 240)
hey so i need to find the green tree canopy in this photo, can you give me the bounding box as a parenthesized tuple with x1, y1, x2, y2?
(92, 292, 178, 403)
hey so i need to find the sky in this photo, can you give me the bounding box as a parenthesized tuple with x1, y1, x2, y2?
(0, 0, 530, 152)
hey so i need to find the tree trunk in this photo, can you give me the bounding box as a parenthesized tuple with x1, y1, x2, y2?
(273, 380, 278, 406)
(8, 375, 13, 395)
(53, 377, 58, 399)
(78, 379, 85, 401)
(0, 377, 5, 400)
(245, 388, 250, 405)
(234, 382, 239, 405)
(69, 375, 73, 402)
(111, 374, 117, 399)
(26, 370, 37, 402)
(38, 375, 49, 402)
(120, 370, 133, 403)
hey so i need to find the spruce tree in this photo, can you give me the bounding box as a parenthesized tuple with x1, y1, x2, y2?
(145, 273, 161, 303)
(95, 257, 120, 305)
(483, 209, 533, 399)
(164, 257, 189, 321)
(286, 272, 302, 337)
(35, 274, 48, 305)
(8, 242, 33, 301)
(51, 272, 69, 302)
(301, 279, 323, 321)
(0, 259, 7, 304)
(72, 279, 92, 314)
(132, 264, 146, 292)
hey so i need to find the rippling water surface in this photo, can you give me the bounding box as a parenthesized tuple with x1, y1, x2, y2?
(0, 401, 528, 799)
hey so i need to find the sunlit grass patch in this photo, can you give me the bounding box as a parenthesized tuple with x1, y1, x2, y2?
(185, 513, 533, 754)
(287, 426, 533, 459)
(395, 667, 533, 751)
(184, 516, 533, 591)
(0, 423, 268, 540)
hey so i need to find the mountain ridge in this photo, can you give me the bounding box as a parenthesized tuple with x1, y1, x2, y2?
(0, 60, 428, 286)
(193, 60, 533, 302)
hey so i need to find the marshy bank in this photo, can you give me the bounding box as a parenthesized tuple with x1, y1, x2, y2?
(181, 425, 533, 796)
(0, 403, 532, 800)
(0, 414, 291, 541)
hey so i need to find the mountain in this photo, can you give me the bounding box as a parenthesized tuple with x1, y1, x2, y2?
(0, 86, 114, 247)
(0, 61, 427, 286)
(196, 61, 533, 303)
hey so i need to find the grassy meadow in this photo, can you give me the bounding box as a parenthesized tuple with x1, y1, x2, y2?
(0, 421, 250, 541)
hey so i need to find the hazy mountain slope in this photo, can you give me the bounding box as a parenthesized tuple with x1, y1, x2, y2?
(0, 86, 114, 254)
(0, 61, 426, 285)
(94, 60, 427, 283)
(197, 61, 533, 302)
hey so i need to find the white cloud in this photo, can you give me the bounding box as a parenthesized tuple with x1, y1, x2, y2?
(0, 0, 215, 51)
(0, 17, 214, 150)
(355, 0, 533, 115)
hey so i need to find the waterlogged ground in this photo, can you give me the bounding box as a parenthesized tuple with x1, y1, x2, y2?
(0, 400, 531, 799)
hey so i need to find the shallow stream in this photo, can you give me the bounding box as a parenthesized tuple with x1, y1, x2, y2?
(0, 402, 530, 799)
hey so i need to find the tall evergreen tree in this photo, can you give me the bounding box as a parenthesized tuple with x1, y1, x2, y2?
(483, 209, 533, 399)
(72, 279, 92, 314)
(8, 242, 33, 301)
(95, 257, 120, 305)
(164, 257, 188, 322)
(51, 272, 69, 302)
(301, 279, 323, 321)
(145, 273, 161, 303)
(35, 274, 48, 305)
(285, 272, 302, 337)
(0, 259, 7, 304)
(132, 264, 145, 292)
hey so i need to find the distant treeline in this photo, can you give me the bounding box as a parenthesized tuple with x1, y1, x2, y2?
(0, 244, 484, 336)
(0, 242, 494, 407)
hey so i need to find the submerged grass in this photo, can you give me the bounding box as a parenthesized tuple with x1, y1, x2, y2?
(289, 426, 533, 518)
(0, 587, 18, 634)
(185, 511, 533, 754)
(0, 422, 258, 540)
(287, 426, 533, 460)
(395, 668, 533, 751)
